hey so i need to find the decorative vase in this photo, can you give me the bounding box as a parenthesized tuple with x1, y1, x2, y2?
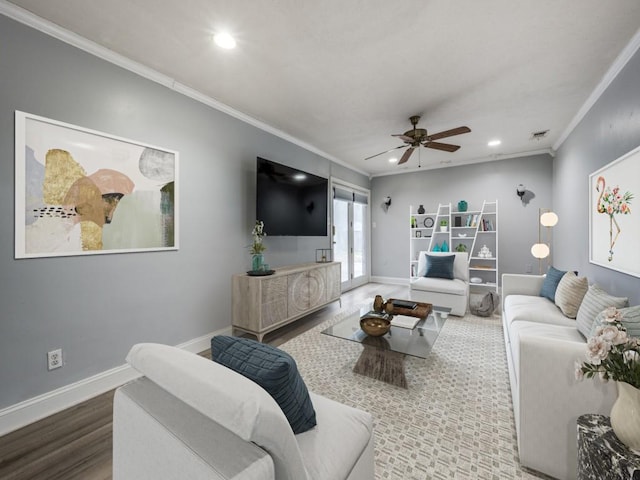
(251, 253, 264, 272)
(440, 226, 447, 233)
(417, 204, 425, 214)
(457, 200, 468, 212)
(611, 381, 640, 452)
(441, 240, 449, 252)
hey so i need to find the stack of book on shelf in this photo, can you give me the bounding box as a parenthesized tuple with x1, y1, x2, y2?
(464, 214, 495, 231)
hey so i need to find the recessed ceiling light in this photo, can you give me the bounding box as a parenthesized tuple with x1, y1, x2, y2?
(213, 32, 236, 49)
(388, 157, 398, 163)
(293, 173, 307, 181)
(488, 139, 501, 147)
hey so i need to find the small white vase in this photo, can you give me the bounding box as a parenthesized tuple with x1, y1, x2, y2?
(610, 381, 640, 452)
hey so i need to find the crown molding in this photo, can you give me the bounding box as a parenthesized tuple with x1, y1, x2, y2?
(369, 148, 554, 178)
(553, 27, 640, 151)
(0, 1, 368, 177)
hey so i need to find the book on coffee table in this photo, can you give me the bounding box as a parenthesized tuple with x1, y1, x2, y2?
(390, 315, 421, 329)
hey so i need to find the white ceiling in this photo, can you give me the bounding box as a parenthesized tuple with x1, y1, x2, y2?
(5, 0, 640, 176)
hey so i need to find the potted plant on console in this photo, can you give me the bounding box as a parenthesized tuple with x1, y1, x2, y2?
(249, 220, 267, 273)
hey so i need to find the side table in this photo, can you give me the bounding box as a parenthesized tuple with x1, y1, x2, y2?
(577, 414, 640, 479)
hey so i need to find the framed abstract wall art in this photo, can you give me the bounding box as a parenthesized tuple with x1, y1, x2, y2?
(15, 111, 179, 259)
(589, 145, 639, 277)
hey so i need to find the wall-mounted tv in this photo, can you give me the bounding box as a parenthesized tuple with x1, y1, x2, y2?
(256, 157, 328, 236)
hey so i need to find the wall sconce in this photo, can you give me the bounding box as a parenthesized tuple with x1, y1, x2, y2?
(530, 208, 558, 273)
(516, 184, 526, 201)
(382, 196, 392, 212)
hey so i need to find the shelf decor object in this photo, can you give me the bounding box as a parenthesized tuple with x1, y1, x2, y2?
(589, 144, 639, 277)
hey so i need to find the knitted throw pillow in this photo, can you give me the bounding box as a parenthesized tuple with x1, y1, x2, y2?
(554, 271, 588, 319)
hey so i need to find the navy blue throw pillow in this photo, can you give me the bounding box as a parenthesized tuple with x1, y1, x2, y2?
(210, 336, 317, 434)
(540, 266, 567, 302)
(425, 254, 455, 279)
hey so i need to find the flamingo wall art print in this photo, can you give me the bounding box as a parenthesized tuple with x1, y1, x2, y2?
(590, 145, 640, 278)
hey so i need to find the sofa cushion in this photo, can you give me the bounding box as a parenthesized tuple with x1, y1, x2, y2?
(554, 272, 588, 318)
(424, 254, 454, 279)
(539, 266, 567, 302)
(297, 392, 373, 480)
(576, 285, 629, 339)
(503, 295, 575, 328)
(508, 320, 587, 384)
(417, 251, 468, 281)
(211, 336, 316, 434)
(590, 305, 640, 338)
(410, 277, 467, 296)
(126, 343, 307, 480)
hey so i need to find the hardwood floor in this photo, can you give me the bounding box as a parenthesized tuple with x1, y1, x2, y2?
(0, 282, 407, 480)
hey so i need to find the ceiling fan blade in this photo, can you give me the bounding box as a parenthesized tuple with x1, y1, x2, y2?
(427, 126, 471, 141)
(391, 134, 414, 143)
(398, 147, 415, 164)
(424, 142, 460, 152)
(364, 145, 406, 161)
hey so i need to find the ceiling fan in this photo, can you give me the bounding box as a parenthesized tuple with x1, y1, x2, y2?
(365, 116, 471, 165)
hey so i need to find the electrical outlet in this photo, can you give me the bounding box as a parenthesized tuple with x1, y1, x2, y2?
(525, 264, 532, 273)
(47, 349, 63, 370)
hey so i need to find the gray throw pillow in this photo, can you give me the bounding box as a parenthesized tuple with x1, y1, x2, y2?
(539, 266, 567, 302)
(590, 305, 640, 338)
(576, 284, 628, 339)
(554, 271, 588, 319)
(425, 254, 455, 280)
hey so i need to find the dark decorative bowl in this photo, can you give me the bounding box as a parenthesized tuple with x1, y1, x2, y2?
(360, 316, 392, 337)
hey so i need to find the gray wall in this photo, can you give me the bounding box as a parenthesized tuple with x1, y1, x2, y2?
(553, 46, 640, 305)
(0, 15, 368, 409)
(370, 154, 554, 280)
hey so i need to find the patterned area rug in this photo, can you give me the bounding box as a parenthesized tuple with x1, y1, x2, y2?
(279, 304, 549, 479)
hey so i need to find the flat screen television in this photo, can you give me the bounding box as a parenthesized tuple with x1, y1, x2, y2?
(256, 157, 328, 236)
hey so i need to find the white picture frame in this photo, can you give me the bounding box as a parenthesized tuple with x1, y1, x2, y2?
(15, 111, 179, 258)
(589, 145, 639, 277)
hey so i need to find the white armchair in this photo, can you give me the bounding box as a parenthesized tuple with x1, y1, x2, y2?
(409, 251, 469, 316)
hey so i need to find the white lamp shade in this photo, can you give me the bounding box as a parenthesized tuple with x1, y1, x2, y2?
(540, 211, 559, 227)
(531, 243, 550, 259)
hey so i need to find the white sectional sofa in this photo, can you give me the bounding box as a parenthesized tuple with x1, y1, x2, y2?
(113, 343, 375, 480)
(501, 273, 618, 480)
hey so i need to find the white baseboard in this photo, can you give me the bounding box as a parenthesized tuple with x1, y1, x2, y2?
(370, 276, 409, 286)
(0, 326, 231, 437)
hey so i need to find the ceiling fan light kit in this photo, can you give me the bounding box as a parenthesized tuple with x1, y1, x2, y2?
(366, 116, 471, 165)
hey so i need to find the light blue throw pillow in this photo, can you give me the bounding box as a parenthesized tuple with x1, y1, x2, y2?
(590, 305, 640, 339)
(576, 284, 628, 339)
(539, 266, 567, 302)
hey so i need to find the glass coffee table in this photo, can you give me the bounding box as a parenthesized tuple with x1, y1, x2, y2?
(321, 305, 450, 388)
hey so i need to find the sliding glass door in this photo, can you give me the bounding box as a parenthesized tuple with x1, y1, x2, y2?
(332, 182, 369, 291)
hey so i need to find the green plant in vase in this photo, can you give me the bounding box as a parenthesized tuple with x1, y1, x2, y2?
(249, 220, 267, 271)
(440, 219, 448, 232)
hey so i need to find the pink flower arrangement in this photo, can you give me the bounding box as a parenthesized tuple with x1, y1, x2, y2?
(576, 307, 640, 388)
(597, 185, 633, 216)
